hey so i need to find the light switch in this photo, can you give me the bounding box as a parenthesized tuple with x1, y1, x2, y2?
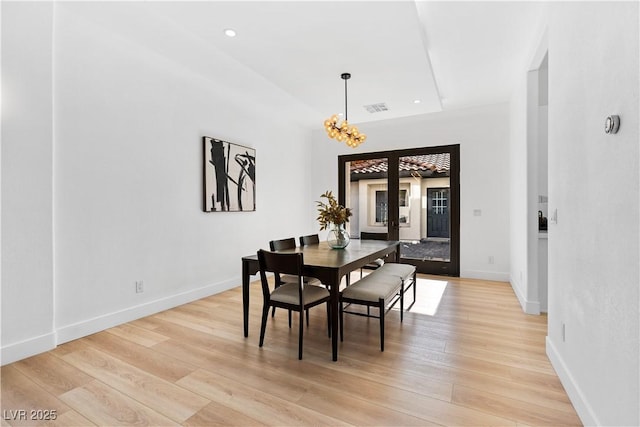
(473, 209, 482, 216)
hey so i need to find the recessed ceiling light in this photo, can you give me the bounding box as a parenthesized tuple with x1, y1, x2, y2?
(224, 28, 237, 38)
(413, 99, 421, 104)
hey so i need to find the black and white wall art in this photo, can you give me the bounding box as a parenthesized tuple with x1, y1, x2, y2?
(203, 136, 256, 212)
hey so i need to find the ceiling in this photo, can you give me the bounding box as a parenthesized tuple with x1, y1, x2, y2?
(67, 1, 545, 127)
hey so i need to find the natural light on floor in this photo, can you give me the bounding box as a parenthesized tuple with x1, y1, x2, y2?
(350, 272, 448, 316)
(409, 277, 448, 316)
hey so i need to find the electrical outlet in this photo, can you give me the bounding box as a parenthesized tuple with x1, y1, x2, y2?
(562, 323, 566, 342)
(488, 255, 494, 264)
(135, 280, 144, 293)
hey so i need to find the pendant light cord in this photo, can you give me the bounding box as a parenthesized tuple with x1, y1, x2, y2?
(344, 77, 348, 121)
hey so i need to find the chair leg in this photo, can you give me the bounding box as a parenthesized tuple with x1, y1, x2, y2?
(306, 309, 310, 327)
(413, 271, 417, 302)
(379, 298, 385, 352)
(298, 310, 304, 360)
(259, 304, 270, 347)
(271, 306, 276, 317)
(288, 310, 292, 328)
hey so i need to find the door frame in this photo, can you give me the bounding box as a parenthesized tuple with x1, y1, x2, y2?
(338, 144, 460, 276)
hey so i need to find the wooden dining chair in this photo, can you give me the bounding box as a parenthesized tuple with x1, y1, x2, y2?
(299, 234, 320, 246)
(269, 237, 298, 285)
(269, 237, 321, 327)
(258, 249, 331, 360)
(359, 232, 389, 277)
(268, 237, 297, 324)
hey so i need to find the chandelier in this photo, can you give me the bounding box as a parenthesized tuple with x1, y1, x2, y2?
(323, 73, 366, 148)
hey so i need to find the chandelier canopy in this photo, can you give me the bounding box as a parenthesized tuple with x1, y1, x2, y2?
(323, 73, 366, 148)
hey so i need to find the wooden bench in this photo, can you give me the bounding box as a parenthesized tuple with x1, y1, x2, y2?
(339, 263, 416, 351)
(375, 263, 417, 310)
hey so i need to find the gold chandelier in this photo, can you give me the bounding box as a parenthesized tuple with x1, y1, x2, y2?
(323, 73, 366, 148)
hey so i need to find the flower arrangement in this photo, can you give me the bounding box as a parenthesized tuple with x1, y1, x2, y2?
(316, 190, 352, 230)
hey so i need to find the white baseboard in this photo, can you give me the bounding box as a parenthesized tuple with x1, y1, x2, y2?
(460, 269, 510, 282)
(55, 278, 238, 345)
(546, 336, 596, 426)
(509, 275, 540, 314)
(1, 332, 56, 366)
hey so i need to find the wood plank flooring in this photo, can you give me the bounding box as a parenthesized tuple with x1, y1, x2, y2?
(1, 274, 582, 426)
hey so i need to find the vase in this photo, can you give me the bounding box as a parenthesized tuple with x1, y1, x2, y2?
(327, 223, 350, 249)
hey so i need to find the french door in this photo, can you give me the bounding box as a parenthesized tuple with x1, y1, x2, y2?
(338, 145, 460, 276)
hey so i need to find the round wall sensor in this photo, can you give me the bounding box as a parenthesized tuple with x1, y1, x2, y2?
(605, 115, 620, 134)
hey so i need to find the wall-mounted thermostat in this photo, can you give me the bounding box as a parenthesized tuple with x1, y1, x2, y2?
(605, 115, 620, 134)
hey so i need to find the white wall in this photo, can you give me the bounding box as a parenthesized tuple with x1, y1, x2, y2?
(310, 103, 511, 281)
(1, 2, 316, 363)
(545, 3, 639, 425)
(1, 2, 56, 363)
(509, 72, 530, 308)
(509, 22, 548, 315)
(510, 2, 639, 424)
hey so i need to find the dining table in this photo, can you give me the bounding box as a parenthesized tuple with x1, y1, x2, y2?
(241, 239, 401, 361)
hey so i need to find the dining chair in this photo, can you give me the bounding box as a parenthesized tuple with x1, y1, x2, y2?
(257, 249, 331, 359)
(269, 237, 321, 327)
(268, 237, 297, 325)
(299, 234, 320, 246)
(359, 232, 389, 278)
(269, 237, 298, 286)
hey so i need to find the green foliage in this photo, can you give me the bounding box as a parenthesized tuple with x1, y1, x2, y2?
(316, 190, 352, 230)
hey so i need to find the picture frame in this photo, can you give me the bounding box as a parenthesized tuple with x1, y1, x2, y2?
(203, 136, 256, 212)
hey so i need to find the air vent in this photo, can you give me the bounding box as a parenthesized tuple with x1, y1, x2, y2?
(364, 103, 389, 113)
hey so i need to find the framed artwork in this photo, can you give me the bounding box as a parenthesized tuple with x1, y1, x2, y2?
(203, 136, 256, 212)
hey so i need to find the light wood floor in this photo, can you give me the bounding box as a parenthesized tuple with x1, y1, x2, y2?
(1, 274, 582, 426)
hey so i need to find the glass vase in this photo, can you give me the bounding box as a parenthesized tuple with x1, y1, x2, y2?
(327, 223, 350, 249)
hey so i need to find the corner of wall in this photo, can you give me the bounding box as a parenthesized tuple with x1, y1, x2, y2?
(510, 274, 540, 315)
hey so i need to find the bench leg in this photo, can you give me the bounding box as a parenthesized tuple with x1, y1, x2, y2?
(400, 280, 404, 322)
(379, 298, 385, 352)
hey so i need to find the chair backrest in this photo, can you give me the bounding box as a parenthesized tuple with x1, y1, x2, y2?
(299, 234, 320, 246)
(360, 232, 388, 240)
(269, 237, 296, 251)
(257, 249, 304, 303)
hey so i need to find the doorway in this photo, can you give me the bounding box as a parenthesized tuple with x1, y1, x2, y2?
(427, 188, 450, 238)
(338, 145, 460, 276)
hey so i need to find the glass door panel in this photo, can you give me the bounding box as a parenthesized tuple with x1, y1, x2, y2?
(398, 154, 451, 267)
(343, 158, 389, 240)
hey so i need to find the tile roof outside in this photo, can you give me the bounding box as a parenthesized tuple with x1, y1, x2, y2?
(350, 153, 450, 174)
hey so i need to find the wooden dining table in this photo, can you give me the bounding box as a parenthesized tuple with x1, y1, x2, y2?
(241, 239, 401, 361)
